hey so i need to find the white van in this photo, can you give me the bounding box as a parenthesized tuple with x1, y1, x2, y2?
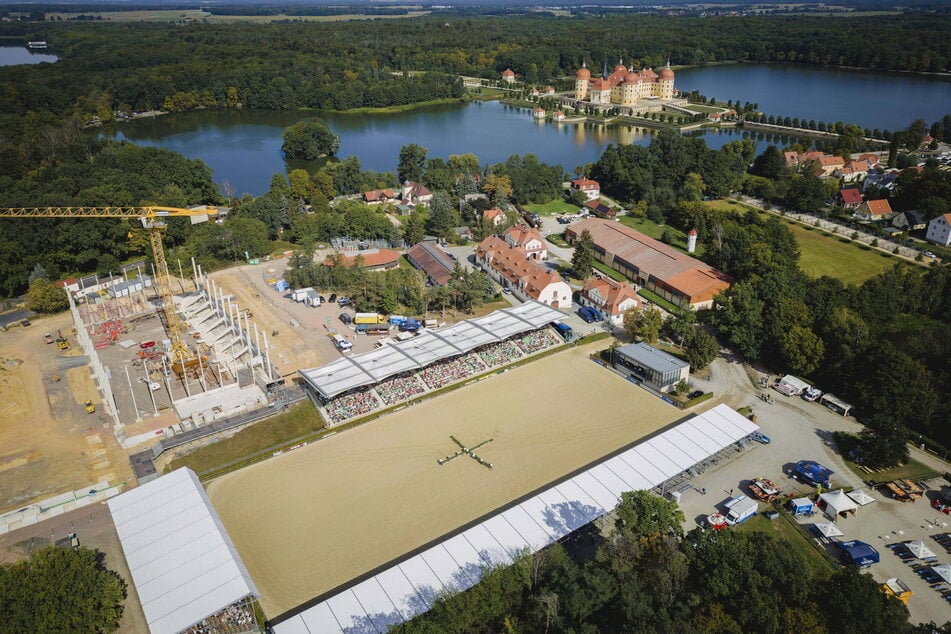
(331, 334, 353, 353)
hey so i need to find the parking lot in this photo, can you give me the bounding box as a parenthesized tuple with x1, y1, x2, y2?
(676, 357, 951, 624)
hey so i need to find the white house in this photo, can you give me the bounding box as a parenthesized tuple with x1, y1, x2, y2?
(569, 178, 601, 201)
(926, 213, 951, 246)
(401, 181, 433, 207)
(482, 208, 507, 227)
(475, 236, 572, 308)
(503, 224, 548, 260)
(579, 277, 639, 327)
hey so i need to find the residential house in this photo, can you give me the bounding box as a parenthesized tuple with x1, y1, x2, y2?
(570, 178, 601, 201)
(565, 218, 733, 310)
(475, 236, 571, 308)
(838, 188, 863, 209)
(926, 213, 951, 246)
(503, 224, 547, 260)
(862, 170, 900, 193)
(818, 155, 845, 178)
(533, 107, 546, 119)
(584, 199, 616, 218)
(363, 189, 396, 205)
(853, 199, 894, 222)
(501, 69, 516, 83)
(482, 208, 507, 227)
(580, 277, 640, 327)
(454, 226, 474, 242)
(530, 88, 540, 97)
(401, 181, 433, 207)
(406, 242, 456, 286)
(552, 111, 565, 122)
(544, 86, 556, 95)
(892, 211, 926, 232)
(837, 159, 872, 183)
(324, 248, 401, 272)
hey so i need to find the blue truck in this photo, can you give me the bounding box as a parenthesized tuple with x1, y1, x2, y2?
(792, 460, 833, 488)
(399, 318, 421, 332)
(552, 322, 573, 341)
(577, 306, 600, 323)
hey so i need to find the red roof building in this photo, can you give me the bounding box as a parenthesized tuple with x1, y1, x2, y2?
(324, 248, 401, 271)
(406, 242, 455, 286)
(565, 219, 732, 310)
(483, 208, 507, 227)
(363, 189, 396, 204)
(570, 178, 601, 201)
(853, 198, 894, 221)
(502, 224, 547, 260)
(838, 188, 863, 208)
(580, 277, 640, 326)
(475, 237, 571, 308)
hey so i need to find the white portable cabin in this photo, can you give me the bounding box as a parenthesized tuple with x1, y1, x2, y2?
(724, 495, 758, 525)
(291, 287, 315, 302)
(778, 375, 810, 396)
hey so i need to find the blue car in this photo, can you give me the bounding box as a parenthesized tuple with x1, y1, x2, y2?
(751, 431, 771, 444)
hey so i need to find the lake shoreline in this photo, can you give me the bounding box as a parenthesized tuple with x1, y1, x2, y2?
(674, 59, 951, 80)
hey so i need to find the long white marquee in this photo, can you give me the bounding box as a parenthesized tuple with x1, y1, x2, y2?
(107, 468, 260, 634)
(271, 404, 758, 633)
(299, 301, 565, 399)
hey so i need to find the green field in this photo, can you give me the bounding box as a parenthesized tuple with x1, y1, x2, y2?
(617, 215, 691, 252)
(523, 200, 577, 216)
(785, 223, 897, 285)
(48, 9, 430, 22)
(736, 513, 835, 579)
(700, 200, 901, 286)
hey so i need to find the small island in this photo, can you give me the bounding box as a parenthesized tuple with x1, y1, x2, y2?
(281, 118, 340, 160)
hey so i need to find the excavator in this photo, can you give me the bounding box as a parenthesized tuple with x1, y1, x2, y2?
(55, 329, 69, 350)
(0, 206, 225, 373)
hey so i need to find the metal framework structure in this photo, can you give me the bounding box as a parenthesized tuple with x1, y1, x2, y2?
(0, 206, 223, 366)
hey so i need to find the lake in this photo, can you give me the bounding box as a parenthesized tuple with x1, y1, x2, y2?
(105, 63, 951, 196)
(0, 46, 58, 66)
(674, 63, 949, 132)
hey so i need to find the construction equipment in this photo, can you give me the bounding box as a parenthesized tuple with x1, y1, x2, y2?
(84, 400, 95, 413)
(55, 329, 69, 350)
(0, 206, 224, 371)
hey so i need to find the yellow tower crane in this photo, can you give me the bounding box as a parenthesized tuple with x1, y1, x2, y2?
(0, 206, 224, 370)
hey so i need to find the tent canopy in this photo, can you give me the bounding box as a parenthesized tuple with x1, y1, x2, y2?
(846, 489, 876, 506)
(906, 540, 937, 560)
(932, 563, 951, 584)
(814, 521, 844, 538)
(820, 489, 859, 517)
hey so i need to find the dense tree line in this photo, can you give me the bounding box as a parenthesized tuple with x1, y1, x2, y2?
(394, 490, 928, 633)
(0, 545, 127, 633)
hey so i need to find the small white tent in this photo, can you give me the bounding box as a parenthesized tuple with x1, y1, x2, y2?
(820, 489, 859, 519)
(814, 521, 844, 538)
(907, 540, 937, 560)
(846, 489, 876, 506)
(931, 563, 951, 584)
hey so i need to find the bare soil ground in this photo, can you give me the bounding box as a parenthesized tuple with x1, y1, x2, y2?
(0, 313, 131, 513)
(207, 342, 682, 617)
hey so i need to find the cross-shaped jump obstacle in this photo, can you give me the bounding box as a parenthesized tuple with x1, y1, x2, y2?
(437, 435, 494, 470)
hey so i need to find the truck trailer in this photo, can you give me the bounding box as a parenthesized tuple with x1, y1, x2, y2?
(724, 495, 758, 526)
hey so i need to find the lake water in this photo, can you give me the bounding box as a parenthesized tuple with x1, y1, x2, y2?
(0, 46, 58, 66)
(675, 63, 950, 132)
(105, 63, 951, 196)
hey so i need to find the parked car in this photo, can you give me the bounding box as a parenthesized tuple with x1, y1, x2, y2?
(687, 390, 704, 400)
(328, 293, 337, 303)
(337, 296, 353, 306)
(751, 431, 771, 444)
(923, 251, 936, 258)
(802, 387, 822, 402)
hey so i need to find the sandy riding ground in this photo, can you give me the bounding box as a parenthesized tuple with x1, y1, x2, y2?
(208, 342, 682, 617)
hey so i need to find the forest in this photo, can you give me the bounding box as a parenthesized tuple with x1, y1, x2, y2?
(393, 490, 931, 633)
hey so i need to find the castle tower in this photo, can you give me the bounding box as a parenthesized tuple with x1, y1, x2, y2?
(574, 61, 591, 101)
(659, 59, 675, 100)
(687, 229, 698, 253)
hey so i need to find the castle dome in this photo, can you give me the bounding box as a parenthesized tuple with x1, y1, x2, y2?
(576, 62, 591, 80)
(623, 71, 640, 85)
(660, 67, 674, 80)
(613, 62, 627, 73)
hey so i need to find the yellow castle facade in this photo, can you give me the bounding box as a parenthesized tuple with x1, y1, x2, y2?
(574, 60, 676, 106)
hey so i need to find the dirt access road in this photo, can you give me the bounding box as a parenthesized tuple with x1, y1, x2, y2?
(0, 312, 130, 514)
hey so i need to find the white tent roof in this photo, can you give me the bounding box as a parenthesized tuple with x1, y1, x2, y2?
(107, 468, 259, 634)
(271, 404, 758, 632)
(931, 563, 951, 584)
(819, 489, 859, 515)
(299, 302, 565, 398)
(906, 540, 937, 560)
(779, 375, 810, 393)
(846, 489, 876, 506)
(814, 520, 844, 538)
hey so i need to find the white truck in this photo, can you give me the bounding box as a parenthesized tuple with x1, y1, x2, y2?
(291, 287, 315, 302)
(292, 287, 321, 307)
(724, 495, 758, 526)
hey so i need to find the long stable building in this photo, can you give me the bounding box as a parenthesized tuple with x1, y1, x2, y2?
(299, 302, 565, 401)
(565, 218, 732, 309)
(270, 404, 759, 633)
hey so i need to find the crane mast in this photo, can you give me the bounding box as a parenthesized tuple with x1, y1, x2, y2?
(0, 206, 224, 368)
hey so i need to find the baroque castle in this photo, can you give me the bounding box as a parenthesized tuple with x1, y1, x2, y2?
(574, 60, 676, 106)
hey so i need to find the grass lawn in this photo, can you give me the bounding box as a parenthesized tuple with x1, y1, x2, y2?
(682, 103, 723, 114)
(699, 200, 900, 286)
(785, 223, 897, 285)
(842, 457, 938, 483)
(167, 402, 326, 477)
(736, 513, 836, 579)
(592, 260, 627, 282)
(546, 233, 569, 247)
(523, 200, 577, 216)
(637, 288, 688, 317)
